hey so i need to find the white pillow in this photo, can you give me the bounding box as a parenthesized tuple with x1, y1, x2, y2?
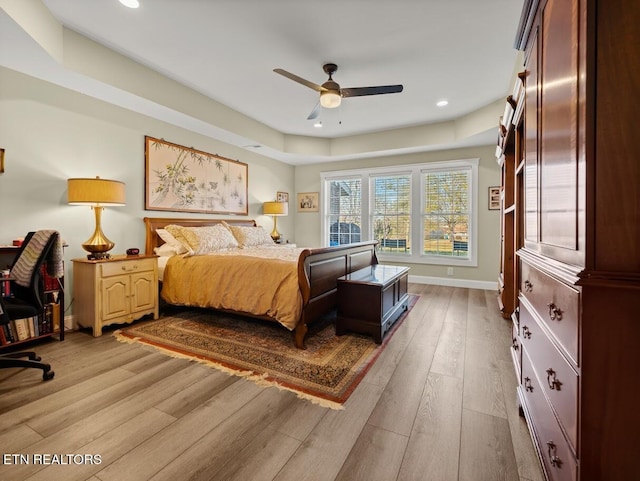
(156, 228, 188, 255)
(153, 243, 181, 257)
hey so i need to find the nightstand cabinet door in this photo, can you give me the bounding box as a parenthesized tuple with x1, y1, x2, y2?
(101, 276, 130, 322)
(130, 271, 157, 314)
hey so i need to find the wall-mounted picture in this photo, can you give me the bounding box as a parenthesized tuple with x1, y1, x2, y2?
(488, 186, 501, 210)
(145, 136, 248, 215)
(297, 192, 319, 212)
(0, 148, 5, 173)
(276, 191, 289, 203)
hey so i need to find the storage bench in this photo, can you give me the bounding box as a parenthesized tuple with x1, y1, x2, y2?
(336, 264, 409, 343)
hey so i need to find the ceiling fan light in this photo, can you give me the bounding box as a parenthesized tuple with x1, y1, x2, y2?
(119, 0, 140, 8)
(320, 91, 341, 108)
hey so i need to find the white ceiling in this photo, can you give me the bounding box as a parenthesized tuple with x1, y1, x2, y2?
(2, 0, 525, 164)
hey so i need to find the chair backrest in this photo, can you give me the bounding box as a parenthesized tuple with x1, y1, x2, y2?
(0, 295, 10, 326)
(10, 231, 59, 311)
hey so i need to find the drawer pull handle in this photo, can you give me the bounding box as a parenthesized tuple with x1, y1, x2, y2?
(512, 338, 519, 351)
(522, 325, 532, 339)
(524, 280, 533, 292)
(547, 303, 563, 321)
(524, 377, 533, 392)
(546, 441, 563, 468)
(546, 368, 562, 391)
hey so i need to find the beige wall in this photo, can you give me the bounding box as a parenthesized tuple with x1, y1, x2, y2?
(0, 66, 295, 311)
(293, 146, 501, 286)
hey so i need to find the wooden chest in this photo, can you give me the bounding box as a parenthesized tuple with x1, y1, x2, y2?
(336, 264, 409, 343)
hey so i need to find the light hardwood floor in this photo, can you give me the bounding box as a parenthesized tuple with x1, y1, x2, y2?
(0, 284, 544, 481)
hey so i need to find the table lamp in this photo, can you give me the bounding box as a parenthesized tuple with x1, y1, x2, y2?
(263, 201, 288, 242)
(67, 176, 126, 259)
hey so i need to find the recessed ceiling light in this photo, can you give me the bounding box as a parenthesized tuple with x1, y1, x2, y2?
(119, 0, 140, 8)
(436, 100, 449, 107)
(313, 121, 323, 128)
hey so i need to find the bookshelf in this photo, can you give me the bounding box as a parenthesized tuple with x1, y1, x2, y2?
(0, 246, 65, 347)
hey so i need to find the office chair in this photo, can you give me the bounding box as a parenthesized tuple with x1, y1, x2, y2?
(0, 231, 62, 381)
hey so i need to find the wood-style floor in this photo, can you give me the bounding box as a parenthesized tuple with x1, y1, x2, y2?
(0, 284, 544, 481)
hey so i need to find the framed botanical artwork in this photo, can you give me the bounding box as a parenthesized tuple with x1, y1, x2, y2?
(276, 191, 289, 203)
(145, 136, 248, 215)
(488, 186, 501, 210)
(297, 192, 319, 212)
(0, 148, 4, 173)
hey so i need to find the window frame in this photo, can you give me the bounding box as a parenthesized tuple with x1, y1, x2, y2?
(321, 159, 479, 267)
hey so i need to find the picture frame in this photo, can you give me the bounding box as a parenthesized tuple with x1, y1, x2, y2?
(0, 148, 4, 174)
(145, 136, 248, 215)
(276, 191, 289, 203)
(297, 192, 319, 212)
(488, 186, 501, 210)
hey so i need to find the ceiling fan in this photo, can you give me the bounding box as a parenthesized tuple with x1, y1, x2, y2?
(273, 63, 404, 120)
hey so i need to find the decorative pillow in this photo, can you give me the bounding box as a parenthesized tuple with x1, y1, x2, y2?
(180, 224, 239, 255)
(162, 226, 191, 254)
(227, 224, 275, 248)
(156, 228, 188, 255)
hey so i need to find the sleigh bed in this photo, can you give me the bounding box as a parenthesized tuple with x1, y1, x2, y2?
(143, 217, 378, 348)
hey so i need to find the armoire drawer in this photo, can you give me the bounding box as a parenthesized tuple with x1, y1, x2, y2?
(520, 300, 578, 449)
(520, 260, 579, 364)
(521, 350, 578, 481)
(100, 257, 156, 278)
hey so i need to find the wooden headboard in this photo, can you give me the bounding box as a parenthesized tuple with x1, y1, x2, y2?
(143, 217, 257, 255)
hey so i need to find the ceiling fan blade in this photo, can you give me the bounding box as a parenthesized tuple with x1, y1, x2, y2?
(307, 101, 321, 120)
(341, 85, 404, 98)
(273, 68, 326, 92)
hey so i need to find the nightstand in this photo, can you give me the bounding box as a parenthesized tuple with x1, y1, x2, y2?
(275, 243, 297, 248)
(72, 255, 159, 336)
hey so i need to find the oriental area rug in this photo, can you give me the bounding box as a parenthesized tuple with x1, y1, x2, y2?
(114, 295, 418, 409)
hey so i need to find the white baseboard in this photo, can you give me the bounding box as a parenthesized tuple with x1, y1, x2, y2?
(408, 274, 498, 291)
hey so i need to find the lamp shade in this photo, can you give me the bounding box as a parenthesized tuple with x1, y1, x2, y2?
(67, 177, 126, 206)
(263, 201, 288, 216)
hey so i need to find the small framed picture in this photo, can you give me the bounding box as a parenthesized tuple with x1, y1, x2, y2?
(297, 192, 319, 212)
(0, 148, 5, 174)
(276, 191, 289, 203)
(488, 186, 500, 210)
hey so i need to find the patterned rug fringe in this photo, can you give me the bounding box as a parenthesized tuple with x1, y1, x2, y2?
(113, 330, 344, 410)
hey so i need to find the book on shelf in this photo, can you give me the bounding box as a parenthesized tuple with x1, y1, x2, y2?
(4, 322, 15, 343)
(13, 318, 30, 341)
(51, 302, 60, 332)
(40, 264, 61, 292)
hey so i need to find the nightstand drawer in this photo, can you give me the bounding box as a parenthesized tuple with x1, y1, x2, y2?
(100, 258, 156, 277)
(520, 260, 579, 364)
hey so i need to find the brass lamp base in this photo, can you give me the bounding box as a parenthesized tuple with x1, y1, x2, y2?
(82, 206, 115, 260)
(270, 216, 281, 242)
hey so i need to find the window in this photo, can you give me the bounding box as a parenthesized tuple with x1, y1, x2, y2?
(321, 159, 478, 266)
(423, 168, 470, 258)
(372, 174, 411, 253)
(326, 177, 362, 246)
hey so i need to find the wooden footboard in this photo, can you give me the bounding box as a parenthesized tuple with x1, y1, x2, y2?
(143, 217, 378, 349)
(295, 241, 378, 348)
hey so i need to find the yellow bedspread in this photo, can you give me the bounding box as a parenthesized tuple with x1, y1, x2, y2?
(161, 247, 304, 330)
